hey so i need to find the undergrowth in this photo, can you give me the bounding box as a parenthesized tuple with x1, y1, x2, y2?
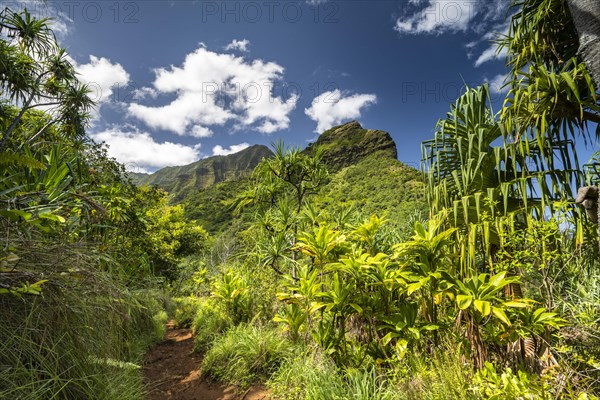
(0, 272, 168, 400)
(191, 298, 232, 352)
(202, 323, 296, 389)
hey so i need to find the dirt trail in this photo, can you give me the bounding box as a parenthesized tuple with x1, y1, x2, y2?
(143, 322, 269, 400)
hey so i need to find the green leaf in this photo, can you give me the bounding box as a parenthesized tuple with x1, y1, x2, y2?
(349, 303, 363, 314)
(504, 300, 528, 308)
(38, 212, 66, 223)
(457, 294, 473, 310)
(474, 299, 491, 317)
(0, 209, 32, 221)
(407, 281, 423, 295)
(422, 324, 440, 331)
(492, 307, 511, 326)
(382, 331, 400, 346)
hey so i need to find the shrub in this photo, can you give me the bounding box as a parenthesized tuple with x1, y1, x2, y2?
(172, 296, 202, 328)
(191, 298, 232, 352)
(202, 324, 296, 389)
(469, 362, 551, 400)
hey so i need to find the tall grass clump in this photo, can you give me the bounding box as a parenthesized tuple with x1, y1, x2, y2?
(269, 349, 398, 400)
(0, 267, 167, 400)
(191, 298, 232, 352)
(202, 323, 296, 389)
(390, 349, 473, 400)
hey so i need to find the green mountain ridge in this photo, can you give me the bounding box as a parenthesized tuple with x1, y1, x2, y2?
(130, 144, 273, 201)
(134, 121, 425, 234)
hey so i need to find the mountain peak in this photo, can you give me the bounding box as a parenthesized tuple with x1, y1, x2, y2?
(304, 121, 397, 171)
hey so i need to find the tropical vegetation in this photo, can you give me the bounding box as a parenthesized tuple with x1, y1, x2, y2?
(1, 0, 600, 399)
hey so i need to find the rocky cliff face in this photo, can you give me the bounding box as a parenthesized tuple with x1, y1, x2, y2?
(130, 144, 273, 201)
(303, 121, 397, 171)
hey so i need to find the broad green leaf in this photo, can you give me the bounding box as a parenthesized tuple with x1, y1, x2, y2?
(492, 307, 511, 326)
(474, 299, 491, 317)
(504, 301, 528, 308)
(457, 294, 473, 310)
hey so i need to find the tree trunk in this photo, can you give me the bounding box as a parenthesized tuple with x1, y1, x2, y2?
(567, 0, 600, 87)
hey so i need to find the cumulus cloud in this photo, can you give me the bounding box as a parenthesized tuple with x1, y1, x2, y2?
(304, 90, 377, 133)
(74, 55, 130, 106)
(191, 125, 214, 138)
(224, 39, 250, 52)
(485, 73, 509, 94)
(395, 0, 479, 35)
(128, 46, 297, 136)
(132, 86, 159, 100)
(91, 127, 201, 173)
(212, 143, 250, 156)
(394, 1, 510, 37)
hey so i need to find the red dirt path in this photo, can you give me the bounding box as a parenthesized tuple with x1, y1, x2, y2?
(143, 322, 270, 400)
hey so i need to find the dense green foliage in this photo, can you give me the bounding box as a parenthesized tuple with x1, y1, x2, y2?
(0, 9, 191, 399)
(317, 150, 426, 237)
(184, 177, 251, 234)
(3, 0, 600, 398)
(202, 324, 296, 389)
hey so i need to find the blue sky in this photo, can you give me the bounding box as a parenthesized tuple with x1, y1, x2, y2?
(17, 0, 595, 172)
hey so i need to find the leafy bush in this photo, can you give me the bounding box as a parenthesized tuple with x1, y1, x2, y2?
(192, 298, 232, 352)
(469, 362, 551, 400)
(202, 324, 296, 389)
(211, 269, 252, 324)
(172, 296, 203, 328)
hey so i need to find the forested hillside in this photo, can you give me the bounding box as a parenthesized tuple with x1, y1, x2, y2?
(143, 121, 426, 235)
(131, 144, 273, 202)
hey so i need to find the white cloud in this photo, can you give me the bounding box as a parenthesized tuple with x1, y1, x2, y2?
(128, 46, 297, 136)
(74, 56, 130, 105)
(191, 125, 214, 138)
(472, 19, 511, 67)
(485, 73, 509, 94)
(212, 143, 250, 156)
(304, 90, 377, 133)
(91, 127, 201, 173)
(394, 0, 512, 66)
(224, 39, 250, 52)
(132, 87, 158, 100)
(474, 44, 507, 67)
(395, 0, 510, 37)
(395, 0, 479, 35)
